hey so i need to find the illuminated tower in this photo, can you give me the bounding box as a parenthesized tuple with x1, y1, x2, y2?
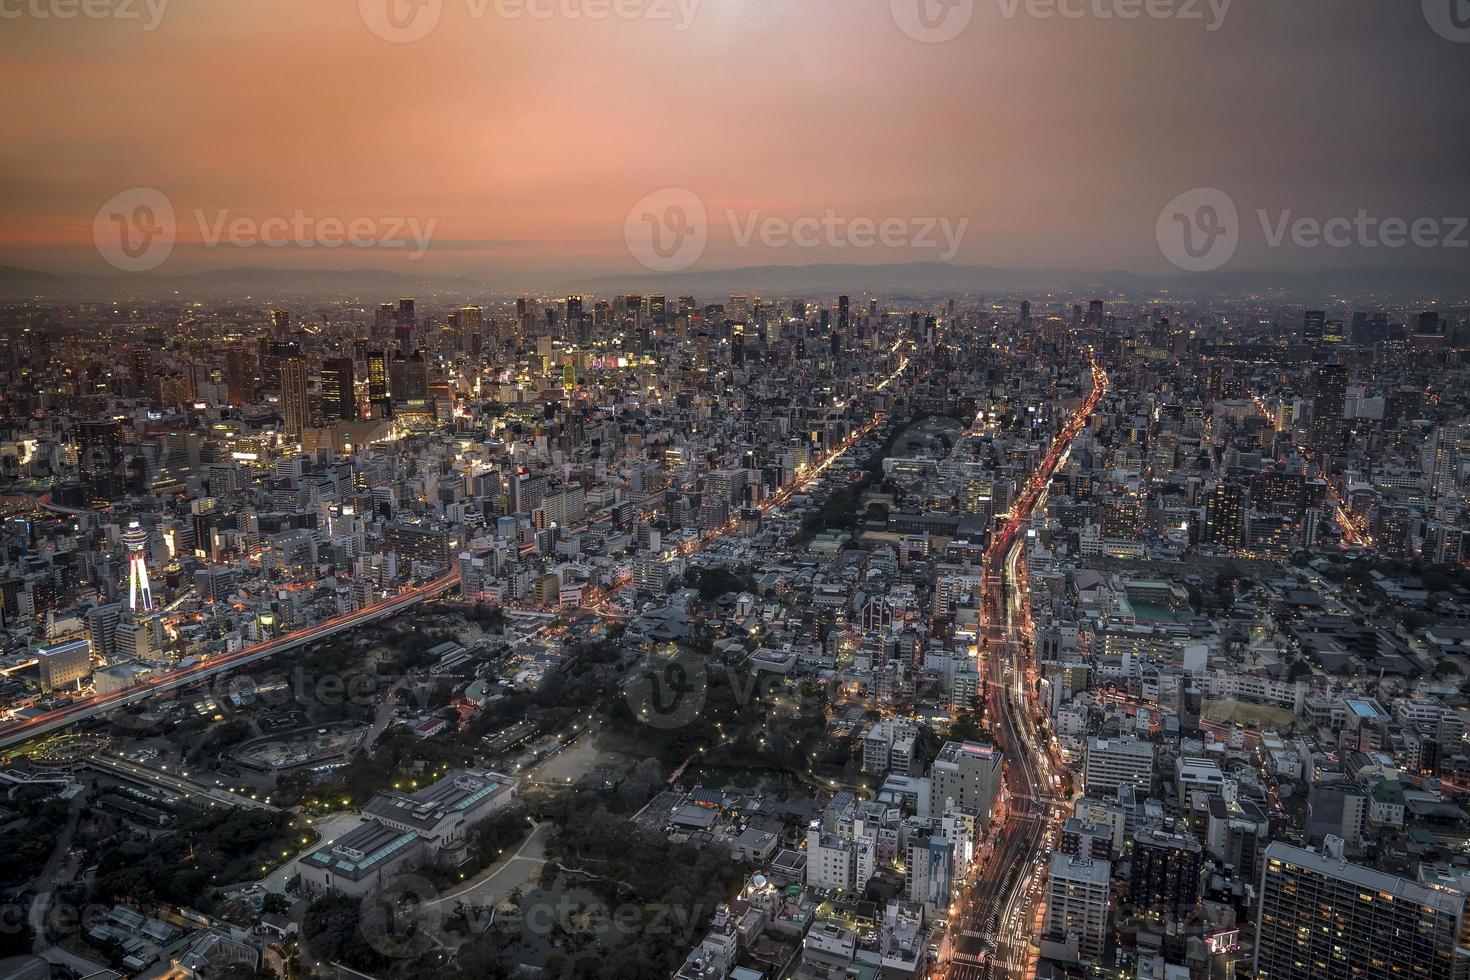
(124, 521, 155, 613)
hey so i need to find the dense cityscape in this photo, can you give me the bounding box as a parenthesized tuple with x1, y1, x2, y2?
(0, 291, 1466, 980)
(5, 0, 1470, 978)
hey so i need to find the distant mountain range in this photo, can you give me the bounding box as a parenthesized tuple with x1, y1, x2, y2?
(0, 261, 1464, 303)
(565, 261, 1470, 302)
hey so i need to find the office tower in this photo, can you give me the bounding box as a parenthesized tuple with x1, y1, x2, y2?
(280, 352, 308, 437)
(320, 356, 355, 424)
(124, 521, 155, 613)
(727, 294, 749, 324)
(224, 347, 252, 406)
(929, 741, 1004, 827)
(624, 295, 643, 322)
(1416, 310, 1444, 337)
(272, 308, 290, 332)
(1205, 481, 1247, 550)
(1255, 840, 1465, 980)
(458, 306, 484, 348)
(1310, 363, 1347, 456)
(1020, 299, 1031, 325)
(1324, 318, 1344, 344)
(390, 350, 429, 402)
(367, 349, 390, 418)
(1303, 309, 1325, 341)
(1350, 311, 1369, 343)
(1045, 855, 1110, 962)
(838, 294, 850, 333)
(374, 302, 395, 335)
(1087, 299, 1104, 327)
(78, 419, 123, 497)
(649, 295, 666, 328)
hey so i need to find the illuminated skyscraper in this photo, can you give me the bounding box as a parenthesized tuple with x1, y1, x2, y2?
(1205, 482, 1247, 551)
(1310, 364, 1347, 457)
(1302, 309, 1325, 341)
(367, 349, 390, 418)
(321, 357, 355, 423)
(280, 353, 308, 437)
(124, 521, 155, 613)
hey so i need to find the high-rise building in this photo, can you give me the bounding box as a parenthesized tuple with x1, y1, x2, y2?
(224, 347, 253, 406)
(1205, 482, 1247, 550)
(1128, 825, 1203, 915)
(1044, 854, 1110, 962)
(1255, 840, 1466, 980)
(367, 349, 390, 417)
(929, 741, 1004, 827)
(1310, 363, 1347, 457)
(37, 638, 91, 692)
(124, 521, 155, 613)
(78, 419, 124, 498)
(1303, 309, 1325, 341)
(1082, 736, 1154, 796)
(320, 356, 355, 424)
(280, 352, 308, 437)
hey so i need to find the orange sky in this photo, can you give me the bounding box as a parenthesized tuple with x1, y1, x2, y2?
(2, 0, 1467, 281)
